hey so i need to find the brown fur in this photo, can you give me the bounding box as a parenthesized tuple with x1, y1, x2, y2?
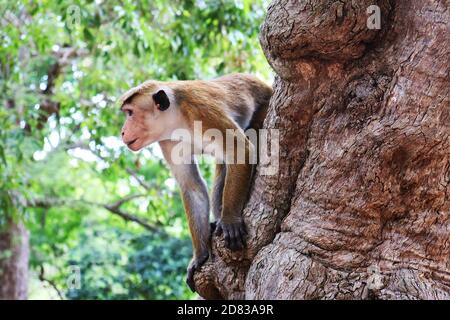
(119, 73, 272, 291)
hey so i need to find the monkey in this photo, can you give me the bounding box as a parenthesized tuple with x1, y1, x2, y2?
(119, 73, 272, 292)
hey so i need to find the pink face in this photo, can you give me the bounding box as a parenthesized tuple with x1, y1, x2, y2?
(120, 99, 161, 151)
(120, 88, 172, 151)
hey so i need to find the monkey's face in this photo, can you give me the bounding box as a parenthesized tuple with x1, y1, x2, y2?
(120, 89, 172, 151)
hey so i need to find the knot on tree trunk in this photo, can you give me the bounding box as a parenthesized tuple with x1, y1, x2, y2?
(259, 0, 392, 80)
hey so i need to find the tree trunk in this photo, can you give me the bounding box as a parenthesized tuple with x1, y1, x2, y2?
(0, 220, 29, 300)
(195, 0, 450, 299)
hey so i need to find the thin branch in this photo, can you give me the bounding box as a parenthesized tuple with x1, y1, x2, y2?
(38, 265, 64, 300)
(64, 141, 91, 150)
(99, 194, 163, 233)
(106, 194, 147, 209)
(27, 195, 164, 234)
(126, 168, 152, 191)
(103, 203, 161, 233)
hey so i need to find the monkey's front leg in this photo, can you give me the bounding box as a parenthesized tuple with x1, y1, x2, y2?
(160, 141, 210, 292)
(216, 163, 252, 251)
(180, 175, 210, 291)
(181, 185, 211, 292)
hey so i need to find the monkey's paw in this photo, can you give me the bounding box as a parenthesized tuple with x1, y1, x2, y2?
(186, 253, 209, 292)
(215, 220, 247, 251)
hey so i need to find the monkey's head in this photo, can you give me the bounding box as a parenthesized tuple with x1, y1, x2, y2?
(119, 83, 177, 151)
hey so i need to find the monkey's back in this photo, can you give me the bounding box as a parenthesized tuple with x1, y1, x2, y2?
(211, 73, 272, 130)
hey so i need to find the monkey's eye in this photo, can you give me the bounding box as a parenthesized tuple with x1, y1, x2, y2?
(125, 110, 133, 117)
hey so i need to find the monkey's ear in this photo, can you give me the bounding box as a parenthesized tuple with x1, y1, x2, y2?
(152, 90, 170, 111)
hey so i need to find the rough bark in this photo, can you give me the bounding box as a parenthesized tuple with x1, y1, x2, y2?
(194, 0, 450, 300)
(0, 220, 29, 300)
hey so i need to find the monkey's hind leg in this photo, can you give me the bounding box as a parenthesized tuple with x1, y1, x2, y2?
(211, 163, 226, 233)
(215, 163, 251, 251)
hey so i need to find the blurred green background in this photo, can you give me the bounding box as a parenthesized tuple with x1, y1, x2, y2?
(0, 0, 271, 299)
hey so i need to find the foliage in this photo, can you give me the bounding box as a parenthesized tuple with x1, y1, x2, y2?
(0, 0, 270, 299)
(64, 226, 193, 300)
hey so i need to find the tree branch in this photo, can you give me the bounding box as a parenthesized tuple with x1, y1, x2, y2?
(126, 168, 152, 191)
(101, 194, 162, 233)
(103, 203, 161, 233)
(27, 195, 164, 234)
(38, 265, 64, 300)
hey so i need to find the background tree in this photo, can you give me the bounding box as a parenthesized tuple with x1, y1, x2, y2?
(195, 0, 450, 299)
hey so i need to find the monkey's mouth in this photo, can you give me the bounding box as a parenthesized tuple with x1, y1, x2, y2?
(126, 138, 138, 147)
(126, 138, 141, 151)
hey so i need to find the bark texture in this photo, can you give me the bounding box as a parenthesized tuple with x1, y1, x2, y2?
(0, 220, 29, 300)
(195, 0, 450, 299)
